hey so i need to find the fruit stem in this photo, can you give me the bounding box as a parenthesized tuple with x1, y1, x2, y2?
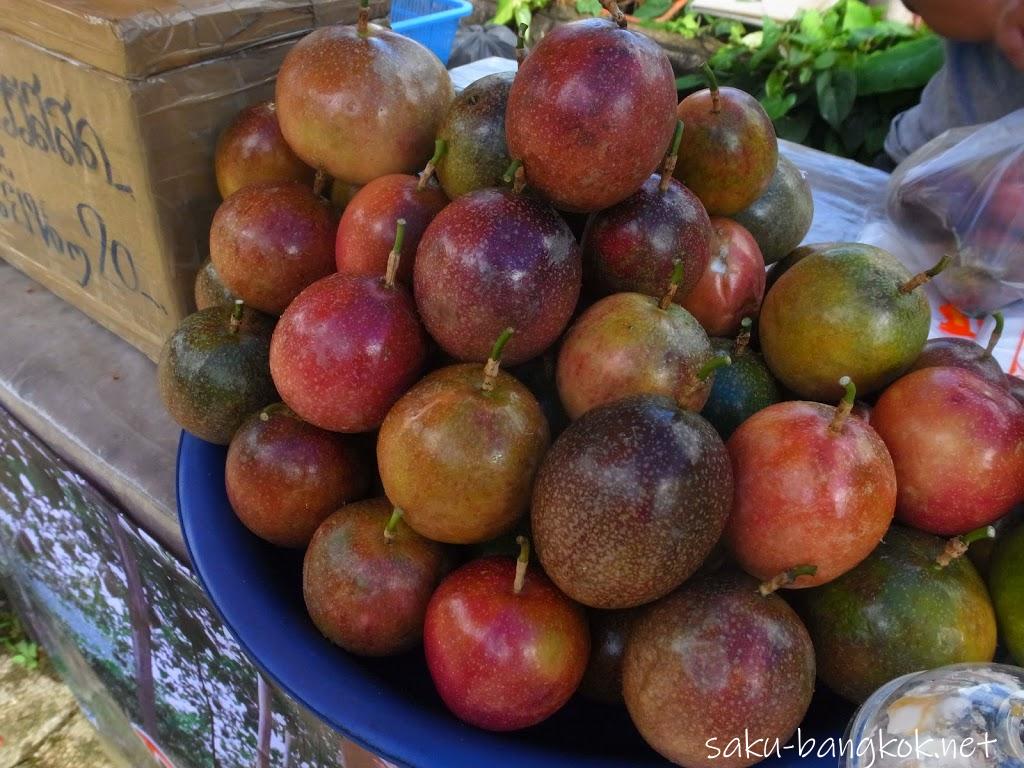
(935, 525, 996, 568)
(600, 0, 628, 27)
(758, 565, 818, 595)
(384, 218, 406, 289)
(702, 62, 721, 113)
(229, 299, 244, 334)
(899, 253, 951, 294)
(697, 352, 731, 381)
(313, 168, 327, 198)
(516, 23, 529, 65)
(417, 139, 447, 192)
(658, 121, 684, 193)
(384, 507, 403, 543)
(482, 327, 515, 393)
(502, 159, 526, 194)
(658, 260, 685, 310)
(358, 0, 370, 36)
(828, 376, 856, 434)
(513, 535, 530, 595)
(733, 317, 752, 357)
(986, 312, 1005, 355)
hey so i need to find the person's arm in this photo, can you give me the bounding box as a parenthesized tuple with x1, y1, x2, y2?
(905, 0, 1024, 68)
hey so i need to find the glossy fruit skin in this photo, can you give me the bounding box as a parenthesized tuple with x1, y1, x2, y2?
(506, 19, 677, 212)
(269, 272, 428, 433)
(436, 72, 513, 199)
(733, 155, 813, 264)
(579, 608, 637, 704)
(726, 400, 896, 587)
(582, 175, 712, 303)
(674, 87, 779, 216)
(870, 366, 1024, 535)
(157, 304, 277, 445)
(210, 182, 337, 315)
(276, 24, 452, 185)
(303, 498, 447, 656)
(377, 364, 550, 544)
(414, 188, 581, 365)
(214, 101, 313, 198)
(423, 556, 590, 731)
(798, 526, 997, 703)
(906, 337, 1007, 390)
(556, 292, 714, 419)
(225, 403, 370, 547)
(989, 523, 1024, 665)
(681, 217, 766, 337)
(193, 258, 238, 310)
(532, 395, 733, 609)
(701, 338, 782, 439)
(623, 572, 815, 768)
(335, 174, 448, 284)
(763, 242, 834, 295)
(759, 243, 931, 401)
(1009, 374, 1024, 405)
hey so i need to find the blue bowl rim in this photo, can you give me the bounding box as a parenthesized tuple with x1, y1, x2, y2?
(391, 0, 473, 30)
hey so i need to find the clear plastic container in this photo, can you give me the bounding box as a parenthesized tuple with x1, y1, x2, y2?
(844, 663, 1024, 768)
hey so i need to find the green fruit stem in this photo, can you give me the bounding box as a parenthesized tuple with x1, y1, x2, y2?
(733, 317, 753, 357)
(482, 327, 515, 393)
(899, 253, 951, 294)
(417, 139, 447, 192)
(701, 62, 721, 113)
(658, 260, 686, 310)
(384, 507, 404, 542)
(502, 158, 526, 194)
(697, 352, 731, 381)
(358, 0, 370, 36)
(384, 218, 407, 289)
(600, 0, 628, 27)
(513, 535, 530, 594)
(658, 121, 685, 193)
(758, 565, 818, 595)
(516, 23, 529, 65)
(229, 299, 244, 334)
(986, 312, 1005, 355)
(313, 168, 328, 198)
(828, 376, 856, 434)
(935, 525, 996, 568)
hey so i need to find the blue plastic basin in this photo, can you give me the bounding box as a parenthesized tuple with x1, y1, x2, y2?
(177, 431, 850, 767)
(391, 0, 473, 62)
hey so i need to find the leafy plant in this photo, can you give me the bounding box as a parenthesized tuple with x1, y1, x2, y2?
(0, 610, 41, 670)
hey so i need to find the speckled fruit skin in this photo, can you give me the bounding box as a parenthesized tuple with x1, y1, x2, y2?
(157, 305, 277, 445)
(436, 72, 513, 199)
(269, 272, 428, 433)
(701, 338, 781, 439)
(623, 572, 815, 768)
(275, 24, 452, 185)
(210, 182, 337, 315)
(335, 175, 447, 284)
(681, 217, 766, 337)
(377, 364, 550, 544)
(193, 258, 238, 310)
(582, 175, 712, 303)
(214, 102, 313, 199)
(798, 526, 997, 703)
(906, 337, 1007, 390)
(733, 155, 813, 264)
(225, 403, 370, 548)
(870, 366, 1024, 535)
(579, 608, 638, 704)
(674, 86, 778, 216)
(413, 188, 581, 365)
(759, 243, 931, 401)
(762, 242, 834, 295)
(1009, 374, 1024, 405)
(726, 401, 896, 587)
(505, 19, 677, 212)
(555, 293, 714, 419)
(989, 523, 1024, 665)
(532, 395, 733, 609)
(303, 498, 447, 656)
(423, 556, 590, 731)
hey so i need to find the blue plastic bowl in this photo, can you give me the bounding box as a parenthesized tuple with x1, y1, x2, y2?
(391, 0, 473, 62)
(177, 431, 850, 767)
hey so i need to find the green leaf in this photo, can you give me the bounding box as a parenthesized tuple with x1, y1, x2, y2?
(761, 92, 798, 120)
(491, 0, 520, 25)
(799, 9, 824, 41)
(774, 108, 815, 144)
(799, 65, 813, 85)
(750, 20, 782, 68)
(575, 0, 603, 15)
(514, 3, 532, 28)
(854, 35, 944, 94)
(787, 48, 813, 67)
(842, 0, 874, 31)
(814, 50, 838, 69)
(741, 30, 763, 49)
(765, 67, 788, 98)
(816, 68, 857, 129)
(675, 73, 706, 91)
(634, 0, 673, 19)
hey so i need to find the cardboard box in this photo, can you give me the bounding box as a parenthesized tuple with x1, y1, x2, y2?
(0, 0, 388, 360)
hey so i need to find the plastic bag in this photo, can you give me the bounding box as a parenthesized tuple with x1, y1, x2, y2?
(886, 108, 1024, 315)
(447, 24, 517, 68)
